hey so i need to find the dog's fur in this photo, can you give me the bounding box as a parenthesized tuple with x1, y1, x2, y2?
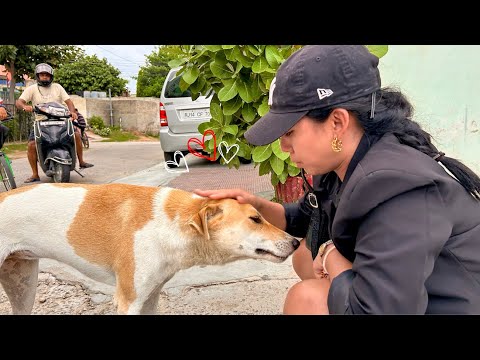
(0, 183, 299, 314)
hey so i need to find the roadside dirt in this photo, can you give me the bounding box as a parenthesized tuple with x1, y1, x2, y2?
(0, 271, 296, 315)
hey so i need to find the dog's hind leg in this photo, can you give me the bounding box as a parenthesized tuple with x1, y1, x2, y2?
(0, 256, 39, 315)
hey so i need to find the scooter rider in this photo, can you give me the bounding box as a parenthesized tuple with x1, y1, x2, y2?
(15, 63, 93, 183)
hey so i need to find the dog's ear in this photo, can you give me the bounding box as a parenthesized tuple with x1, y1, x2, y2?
(188, 202, 222, 240)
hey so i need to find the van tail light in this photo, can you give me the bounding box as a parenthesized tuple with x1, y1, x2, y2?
(159, 102, 168, 127)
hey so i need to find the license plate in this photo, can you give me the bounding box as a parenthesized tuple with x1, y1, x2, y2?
(40, 121, 65, 126)
(179, 108, 211, 120)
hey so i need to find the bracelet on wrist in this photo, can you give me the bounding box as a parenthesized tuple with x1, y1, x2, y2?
(321, 245, 336, 276)
(317, 239, 333, 258)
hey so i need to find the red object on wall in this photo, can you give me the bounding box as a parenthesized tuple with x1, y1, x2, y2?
(275, 174, 313, 204)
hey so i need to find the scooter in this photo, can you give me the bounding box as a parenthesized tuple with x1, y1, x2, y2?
(33, 102, 83, 183)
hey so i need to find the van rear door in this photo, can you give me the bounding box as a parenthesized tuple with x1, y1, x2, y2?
(160, 70, 211, 134)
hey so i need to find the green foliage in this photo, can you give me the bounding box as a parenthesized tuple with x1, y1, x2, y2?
(177, 45, 389, 186)
(88, 115, 106, 129)
(100, 128, 139, 142)
(3, 110, 33, 143)
(55, 55, 128, 96)
(135, 45, 183, 97)
(93, 127, 111, 137)
(1, 142, 28, 155)
(0, 45, 83, 103)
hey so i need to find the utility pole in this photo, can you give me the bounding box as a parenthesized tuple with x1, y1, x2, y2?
(109, 88, 113, 127)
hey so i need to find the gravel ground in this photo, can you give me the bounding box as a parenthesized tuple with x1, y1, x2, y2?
(0, 271, 298, 315)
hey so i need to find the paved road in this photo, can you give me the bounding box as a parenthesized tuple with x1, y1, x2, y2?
(1, 136, 299, 315)
(7, 139, 164, 189)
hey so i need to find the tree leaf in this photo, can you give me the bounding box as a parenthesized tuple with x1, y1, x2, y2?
(218, 79, 238, 102)
(271, 139, 290, 160)
(259, 160, 272, 176)
(270, 155, 285, 176)
(252, 56, 269, 74)
(226, 62, 235, 72)
(250, 75, 264, 100)
(198, 121, 212, 134)
(366, 45, 389, 59)
(222, 45, 236, 49)
(270, 171, 280, 186)
(223, 124, 238, 136)
(252, 144, 272, 162)
(241, 103, 257, 123)
(287, 164, 301, 177)
(236, 78, 254, 103)
(237, 141, 251, 158)
(190, 75, 206, 94)
(233, 47, 254, 68)
(182, 66, 200, 85)
(258, 100, 270, 116)
(210, 60, 233, 79)
(224, 114, 232, 126)
(265, 45, 281, 68)
(168, 58, 187, 68)
(223, 96, 243, 115)
(247, 45, 261, 56)
(278, 169, 289, 184)
(204, 45, 222, 52)
(210, 102, 224, 124)
(214, 51, 228, 65)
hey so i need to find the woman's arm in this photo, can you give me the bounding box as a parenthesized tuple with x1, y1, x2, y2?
(327, 184, 451, 314)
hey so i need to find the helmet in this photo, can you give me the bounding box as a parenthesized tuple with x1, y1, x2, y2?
(35, 63, 54, 87)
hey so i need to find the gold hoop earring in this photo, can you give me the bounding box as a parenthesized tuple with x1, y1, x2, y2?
(331, 136, 342, 152)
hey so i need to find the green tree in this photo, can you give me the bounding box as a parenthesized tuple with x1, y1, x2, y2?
(173, 45, 388, 187)
(135, 45, 183, 97)
(0, 45, 83, 104)
(55, 55, 128, 96)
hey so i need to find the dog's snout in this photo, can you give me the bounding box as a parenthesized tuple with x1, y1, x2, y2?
(292, 238, 300, 250)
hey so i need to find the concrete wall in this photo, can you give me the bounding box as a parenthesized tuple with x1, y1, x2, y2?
(379, 45, 480, 173)
(70, 95, 159, 135)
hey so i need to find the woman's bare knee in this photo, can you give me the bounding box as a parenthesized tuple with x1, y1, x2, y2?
(283, 279, 330, 315)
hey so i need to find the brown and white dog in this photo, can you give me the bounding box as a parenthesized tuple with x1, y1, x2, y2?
(0, 183, 299, 315)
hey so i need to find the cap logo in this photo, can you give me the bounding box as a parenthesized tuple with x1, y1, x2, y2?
(317, 88, 333, 100)
(268, 77, 277, 106)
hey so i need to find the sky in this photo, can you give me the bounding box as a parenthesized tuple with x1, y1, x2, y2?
(82, 45, 158, 94)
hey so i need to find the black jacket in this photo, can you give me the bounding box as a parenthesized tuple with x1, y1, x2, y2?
(284, 133, 480, 314)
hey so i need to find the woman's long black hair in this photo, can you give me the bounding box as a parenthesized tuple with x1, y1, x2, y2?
(307, 87, 480, 200)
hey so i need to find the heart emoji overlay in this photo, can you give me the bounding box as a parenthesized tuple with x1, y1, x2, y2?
(164, 150, 189, 173)
(218, 141, 240, 164)
(187, 129, 217, 161)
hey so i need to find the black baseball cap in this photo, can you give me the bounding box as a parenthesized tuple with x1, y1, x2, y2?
(244, 45, 381, 146)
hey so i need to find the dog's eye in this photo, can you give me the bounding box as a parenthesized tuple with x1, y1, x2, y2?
(250, 216, 262, 224)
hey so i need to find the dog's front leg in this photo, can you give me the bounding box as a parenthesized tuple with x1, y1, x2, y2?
(139, 286, 163, 315)
(115, 275, 172, 315)
(114, 277, 160, 315)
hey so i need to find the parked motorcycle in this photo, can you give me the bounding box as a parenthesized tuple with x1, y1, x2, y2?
(33, 102, 79, 183)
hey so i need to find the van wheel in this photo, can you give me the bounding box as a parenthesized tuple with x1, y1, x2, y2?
(164, 151, 182, 168)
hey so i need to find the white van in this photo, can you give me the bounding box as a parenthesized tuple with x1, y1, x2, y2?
(159, 67, 212, 165)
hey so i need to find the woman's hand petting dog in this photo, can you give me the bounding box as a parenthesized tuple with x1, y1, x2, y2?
(194, 188, 262, 210)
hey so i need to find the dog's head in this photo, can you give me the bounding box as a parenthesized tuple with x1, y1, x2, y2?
(188, 198, 300, 264)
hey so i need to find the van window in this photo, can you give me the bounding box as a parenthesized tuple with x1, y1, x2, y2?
(164, 73, 192, 98)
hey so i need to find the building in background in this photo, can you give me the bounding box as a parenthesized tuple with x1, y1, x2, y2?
(0, 65, 33, 102)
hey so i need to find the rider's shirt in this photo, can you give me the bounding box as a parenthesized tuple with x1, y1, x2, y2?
(19, 83, 70, 121)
